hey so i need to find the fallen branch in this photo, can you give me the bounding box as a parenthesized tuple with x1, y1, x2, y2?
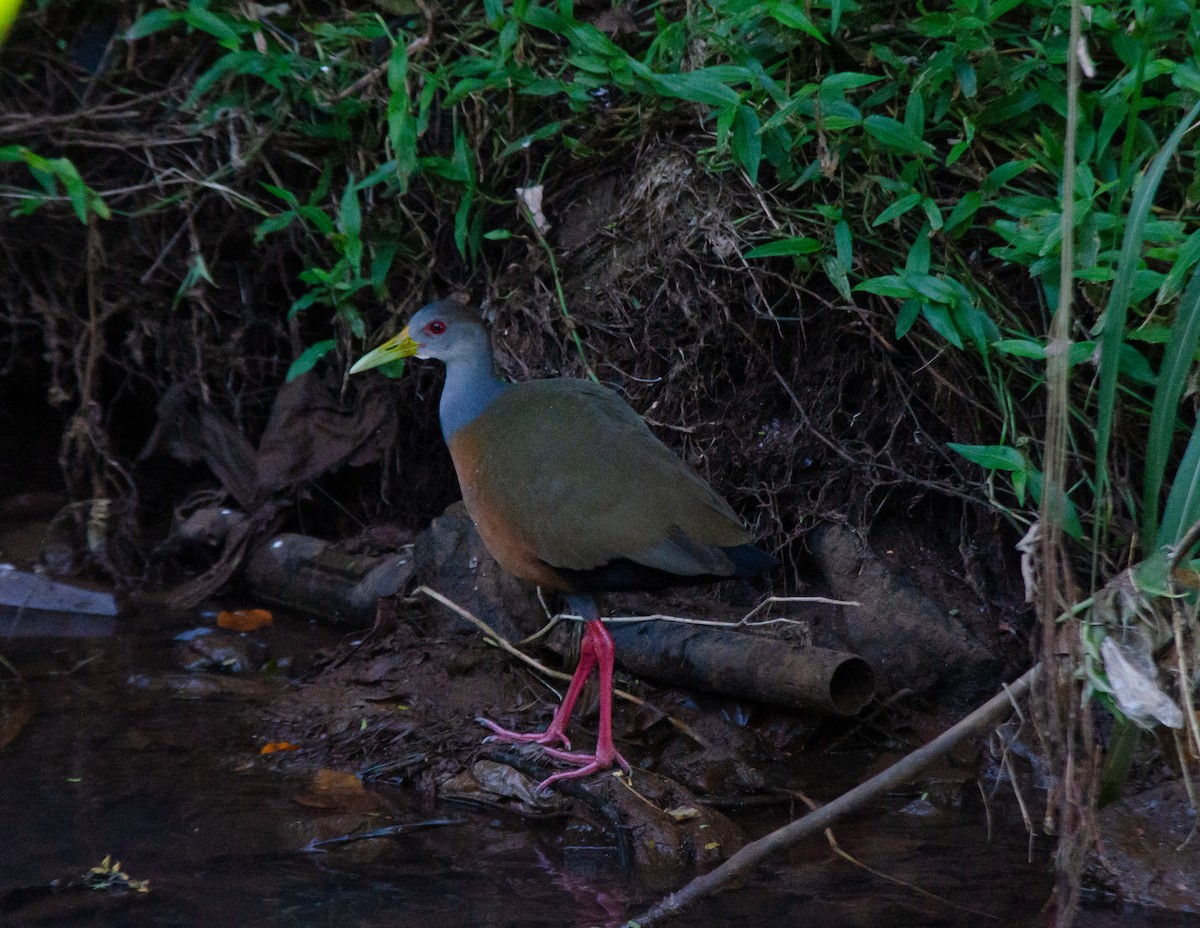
(609, 621, 874, 715)
(623, 664, 1039, 927)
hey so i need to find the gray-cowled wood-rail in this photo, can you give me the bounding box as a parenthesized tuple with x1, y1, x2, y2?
(350, 298, 776, 789)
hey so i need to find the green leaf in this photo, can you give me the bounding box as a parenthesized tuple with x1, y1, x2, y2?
(1029, 472, 1084, 540)
(388, 109, 417, 188)
(1146, 263, 1200, 542)
(499, 121, 566, 159)
(856, 275, 917, 299)
(454, 187, 473, 259)
(834, 220, 852, 268)
(89, 195, 112, 221)
(863, 115, 935, 157)
(1131, 550, 1174, 599)
(823, 219, 853, 302)
(340, 306, 366, 339)
(983, 159, 1034, 194)
(387, 36, 408, 93)
(954, 58, 977, 97)
(715, 105, 736, 150)
(895, 298, 920, 339)
(744, 236, 821, 258)
(908, 273, 958, 305)
(830, 0, 847, 31)
(419, 156, 470, 183)
(953, 300, 1000, 353)
(185, 51, 250, 106)
(732, 106, 762, 184)
(992, 338, 1045, 359)
(298, 206, 335, 236)
(948, 443, 1026, 472)
(822, 254, 852, 302)
(944, 191, 982, 237)
(387, 42, 418, 189)
(357, 161, 397, 191)
(286, 340, 337, 381)
(1155, 229, 1200, 305)
(252, 212, 291, 242)
(369, 240, 398, 289)
(903, 89, 925, 136)
(819, 72, 881, 94)
(946, 119, 975, 167)
(483, 0, 505, 25)
(873, 192, 922, 226)
(1118, 343, 1156, 386)
(650, 72, 740, 107)
(339, 177, 361, 239)
(261, 183, 299, 208)
(1160, 421, 1200, 548)
(184, 8, 241, 49)
(922, 303, 964, 348)
(173, 252, 215, 307)
(126, 9, 183, 40)
(764, 1, 826, 42)
(920, 196, 943, 232)
(50, 158, 88, 223)
(906, 229, 930, 274)
(288, 291, 318, 318)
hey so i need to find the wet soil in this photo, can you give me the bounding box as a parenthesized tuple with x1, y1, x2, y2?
(0, 608, 1188, 927)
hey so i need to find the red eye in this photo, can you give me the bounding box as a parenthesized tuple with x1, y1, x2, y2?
(426, 320, 446, 335)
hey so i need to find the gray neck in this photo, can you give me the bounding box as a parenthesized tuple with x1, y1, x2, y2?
(439, 351, 510, 440)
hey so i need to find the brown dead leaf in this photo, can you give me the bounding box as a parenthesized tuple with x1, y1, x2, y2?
(311, 769, 363, 791)
(470, 760, 552, 807)
(295, 768, 382, 813)
(218, 608, 273, 632)
(259, 740, 300, 754)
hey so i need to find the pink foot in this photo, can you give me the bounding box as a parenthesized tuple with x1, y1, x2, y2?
(478, 716, 572, 751)
(480, 616, 631, 792)
(536, 744, 633, 791)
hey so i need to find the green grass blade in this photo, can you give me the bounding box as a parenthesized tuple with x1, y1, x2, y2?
(1158, 419, 1200, 548)
(1143, 263, 1200, 543)
(1094, 98, 1200, 554)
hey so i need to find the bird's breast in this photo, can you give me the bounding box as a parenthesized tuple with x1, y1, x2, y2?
(446, 425, 572, 591)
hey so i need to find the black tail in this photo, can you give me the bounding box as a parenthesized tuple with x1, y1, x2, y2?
(724, 542, 779, 578)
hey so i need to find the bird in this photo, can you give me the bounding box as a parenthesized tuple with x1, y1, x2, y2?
(350, 298, 776, 789)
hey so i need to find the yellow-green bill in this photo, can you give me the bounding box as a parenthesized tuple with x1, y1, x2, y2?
(0, 0, 21, 42)
(349, 327, 420, 375)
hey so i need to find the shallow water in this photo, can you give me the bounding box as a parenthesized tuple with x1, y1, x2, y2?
(0, 615, 1184, 927)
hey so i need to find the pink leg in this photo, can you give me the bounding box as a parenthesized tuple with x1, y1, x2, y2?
(533, 621, 631, 789)
(481, 619, 631, 790)
(479, 630, 598, 751)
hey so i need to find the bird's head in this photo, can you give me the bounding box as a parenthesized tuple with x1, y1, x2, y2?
(349, 298, 489, 374)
